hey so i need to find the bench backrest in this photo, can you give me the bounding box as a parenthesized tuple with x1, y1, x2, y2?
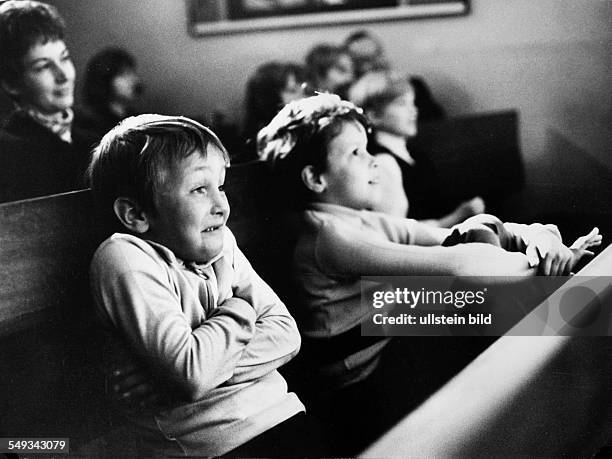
(0, 190, 106, 444)
(409, 110, 523, 217)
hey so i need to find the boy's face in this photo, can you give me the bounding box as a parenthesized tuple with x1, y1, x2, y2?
(376, 90, 418, 138)
(317, 120, 381, 210)
(145, 146, 229, 264)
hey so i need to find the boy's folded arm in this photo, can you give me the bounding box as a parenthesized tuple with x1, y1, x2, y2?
(315, 220, 536, 278)
(226, 242, 301, 383)
(227, 322, 300, 384)
(97, 269, 257, 401)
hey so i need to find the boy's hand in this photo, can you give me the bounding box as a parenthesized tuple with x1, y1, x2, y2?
(107, 363, 158, 410)
(525, 229, 574, 276)
(568, 227, 602, 271)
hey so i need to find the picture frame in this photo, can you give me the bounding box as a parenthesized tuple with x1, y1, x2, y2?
(188, 0, 470, 36)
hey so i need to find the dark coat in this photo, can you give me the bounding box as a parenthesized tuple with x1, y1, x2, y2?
(368, 135, 443, 220)
(73, 105, 125, 139)
(0, 111, 98, 203)
(410, 76, 445, 122)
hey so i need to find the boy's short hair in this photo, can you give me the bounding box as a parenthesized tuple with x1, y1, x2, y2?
(257, 94, 369, 208)
(88, 114, 229, 221)
(348, 71, 413, 116)
(0, 0, 66, 85)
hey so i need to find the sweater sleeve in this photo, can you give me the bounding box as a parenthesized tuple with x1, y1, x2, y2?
(314, 217, 536, 278)
(366, 210, 451, 246)
(91, 238, 257, 401)
(450, 214, 563, 252)
(225, 231, 301, 383)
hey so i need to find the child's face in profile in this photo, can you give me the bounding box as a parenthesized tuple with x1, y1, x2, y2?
(378, 89, 418, 138)
(316, 120, 381, 210)
(145, 145, 229, 264)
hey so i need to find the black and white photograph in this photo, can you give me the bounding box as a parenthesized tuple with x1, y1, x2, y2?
(0, 0, 611, 457)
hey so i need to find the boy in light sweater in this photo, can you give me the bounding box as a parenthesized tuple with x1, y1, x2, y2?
(88, 115, 305, 457)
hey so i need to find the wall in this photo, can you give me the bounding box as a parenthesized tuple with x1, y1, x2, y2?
(46, 0, 611, 214)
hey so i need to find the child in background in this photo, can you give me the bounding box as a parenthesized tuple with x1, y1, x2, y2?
(343, 29, 445, 121)
(88, 115, 307, 457)
(305, 43, 354, 99)
(238, 61, 307, 162)
(76, 47, 143, 138)
(343, 29, 389, 78)
(256, 94, 601, 453)
(349, 70, 484, 223)
(243, 61, 306, 143)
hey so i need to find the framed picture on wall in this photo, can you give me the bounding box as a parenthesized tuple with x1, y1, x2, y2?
(189, 0, 470, 36)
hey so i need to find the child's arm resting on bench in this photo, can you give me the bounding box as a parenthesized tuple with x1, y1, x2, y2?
(315, 217, 535, 278)
(91, 238, 257, 402)
(450, 215, 602, 275)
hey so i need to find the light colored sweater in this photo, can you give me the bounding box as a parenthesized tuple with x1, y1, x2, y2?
(293, 203, 555, 387)
(90, 229, 304, 457)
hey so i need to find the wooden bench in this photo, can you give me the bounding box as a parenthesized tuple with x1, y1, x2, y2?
(361, 245, 612, 458)
(0, 160, 295, 454)
(1, 112, 609, 455)
(0, 190, 109, 452)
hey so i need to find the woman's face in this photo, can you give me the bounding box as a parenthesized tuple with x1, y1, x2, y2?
(10, 39, 75, 114)
(280, 73, 305, 106)
(111, 68, 142, 105)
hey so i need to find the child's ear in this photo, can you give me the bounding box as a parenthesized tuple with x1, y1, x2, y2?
(301, 165, 327, 194)
(113, 197, 150, 234)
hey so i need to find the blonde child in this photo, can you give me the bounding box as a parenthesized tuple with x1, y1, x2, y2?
(257, 94, 601, 452)
(88, 115, 309, 457)
(349, 70, 484, 223)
